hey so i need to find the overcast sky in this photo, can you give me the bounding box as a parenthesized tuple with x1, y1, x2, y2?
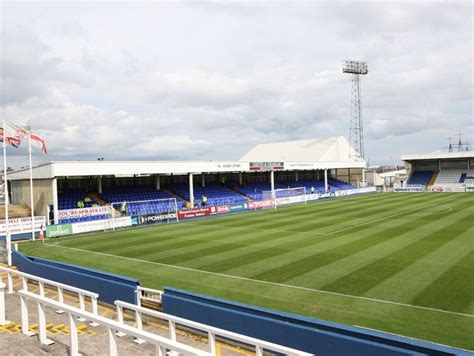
(1, 0, 473, 168)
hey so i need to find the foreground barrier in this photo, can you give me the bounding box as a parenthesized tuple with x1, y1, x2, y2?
(12, 250, 138, 304)
(115, 300, 311, 355)
(18, 290, 212, 356)
(162, 287, 468, 356)
(0, 266, 99, 325)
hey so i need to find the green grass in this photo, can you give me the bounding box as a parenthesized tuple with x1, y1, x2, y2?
(21, 193, 474, 350)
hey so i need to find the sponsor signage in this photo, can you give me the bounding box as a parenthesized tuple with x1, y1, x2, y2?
(72, 217, 131, 234)
(137, 213, 177, 224)
(178, 207, 212, 219)
(248, 199, 274, 209)
(394, 187, 424, 192)
(230, 202, 248, 211)
(431, 185, 466, 193)
(210, 205, 231, 215)
(0, 216, 46, 236)
(46, 224, 73, 238)
(275, 195, 306, 206)
(249, 162, 284, 171)
(466, 185, 474, 192)
(318, 192, 336, 199)
(178, 205, 231, 220)
(58, 206, 110, 220)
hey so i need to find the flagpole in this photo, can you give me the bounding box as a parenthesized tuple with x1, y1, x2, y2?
(2, 117, 11, 266)
(28, 134, 35, 241)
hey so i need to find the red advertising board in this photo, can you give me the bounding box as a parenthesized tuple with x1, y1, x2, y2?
(210, 205, 231, 215)
(178, 205, 231, 219)
(178, 207, 212, 219)
(248, 199, 274, 210)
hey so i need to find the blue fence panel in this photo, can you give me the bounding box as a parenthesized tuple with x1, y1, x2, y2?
(12, 251, 138, 304)
(162, 288, 468, 356)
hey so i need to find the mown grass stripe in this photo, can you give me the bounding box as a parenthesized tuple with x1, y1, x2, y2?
(321, 204, 473, 303)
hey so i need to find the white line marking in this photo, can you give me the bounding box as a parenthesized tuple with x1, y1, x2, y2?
(49, 244, 473, 319)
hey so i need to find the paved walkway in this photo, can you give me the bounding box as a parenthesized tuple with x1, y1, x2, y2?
(0, 269, 252, 355)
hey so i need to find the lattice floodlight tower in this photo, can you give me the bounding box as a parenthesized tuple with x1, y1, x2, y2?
(343, 60, 368, 161)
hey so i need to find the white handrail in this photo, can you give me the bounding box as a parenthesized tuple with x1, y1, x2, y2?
(19, 290, 211, 356)
(0, 266, 99, 323)
(115, 300, 312, 356)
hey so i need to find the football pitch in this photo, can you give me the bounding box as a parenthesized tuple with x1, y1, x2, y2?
(21, 193, 474, 350)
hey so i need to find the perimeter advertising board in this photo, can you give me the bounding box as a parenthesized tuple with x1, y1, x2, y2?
(58, 206, 110, 220)
(0, 216, 47, 237)
(46, 224, 73, 238)
(230, 202, 248, 211)
(430, 185, 466, 193)
(137, 213, 177, 224)
(248, 199, 274, 209)
(46, 217, 132, 237)
(394, 187, 424, 192)
(466, 185, 474, 192)
(178, 205, 231, 219)
(178, 207, 212, 219)
(275, 195, 306, 206)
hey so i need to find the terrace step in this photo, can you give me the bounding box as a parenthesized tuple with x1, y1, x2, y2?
(0, 204, 30, 219)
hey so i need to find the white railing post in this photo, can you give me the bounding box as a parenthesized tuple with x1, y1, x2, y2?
(39, 281, 45, 297)
(107, 327, 118, 355)
(133, 309, 145, 344)
(0, 281, 11, 326)
(208, 332, 216, 355)
(37, 300, 55, 345)
(115, 305, 125, 337)
(256, 345, 264, 356)
(7, 272, 14, 294)
(77, 293, 86, 322)
(22, 276, 28, 291)
(56, 286, 64, 314)
(68, 312, 79, 356)
(90, 297, 99, 326)
(137, 287, 142, 307)
(169, 320, 176, 341)
(157, 345, 167, 356)
(20, 294, 36, 336)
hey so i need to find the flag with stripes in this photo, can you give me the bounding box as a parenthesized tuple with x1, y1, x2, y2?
(0, 127, 22, 147)
(30, 133, 48, 156)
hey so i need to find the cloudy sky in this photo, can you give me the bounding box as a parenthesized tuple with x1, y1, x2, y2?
(1, 1, 472, 168)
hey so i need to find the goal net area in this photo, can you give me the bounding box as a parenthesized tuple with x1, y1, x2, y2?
(110, 198, 179, 227)
(261, 187, 307, 208)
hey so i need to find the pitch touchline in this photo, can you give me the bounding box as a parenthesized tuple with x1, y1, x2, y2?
(50, 244, 472, 319)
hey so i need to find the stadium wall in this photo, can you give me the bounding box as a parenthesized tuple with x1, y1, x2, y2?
(10, 178, 53, 216)
(162, 287, 467, 356)
(12, 250, 138, 304)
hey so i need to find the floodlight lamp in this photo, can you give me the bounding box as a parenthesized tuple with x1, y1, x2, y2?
(342, 60, 368, 75)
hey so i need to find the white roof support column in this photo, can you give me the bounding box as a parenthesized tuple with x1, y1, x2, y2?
(238, 172, 243, 185)
(155, 175, 161, 190)
(270, 170, 275, 198)
(52, 178, 59, 225)
(295, 171, 299, 182)
(189, 173, 194, 207)
(324, 169, 328, 192)
(98, 176, 102, 194)
(201, 173, 205, 188)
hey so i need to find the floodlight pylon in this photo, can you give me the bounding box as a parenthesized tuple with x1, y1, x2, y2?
(343, 60, 368, 161)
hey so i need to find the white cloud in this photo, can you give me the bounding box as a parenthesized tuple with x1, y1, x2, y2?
(1, 1, 472, 167)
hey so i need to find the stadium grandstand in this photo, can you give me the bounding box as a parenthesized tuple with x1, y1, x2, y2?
(7, 136, 365, 225)
(401, 150, 474, 192)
